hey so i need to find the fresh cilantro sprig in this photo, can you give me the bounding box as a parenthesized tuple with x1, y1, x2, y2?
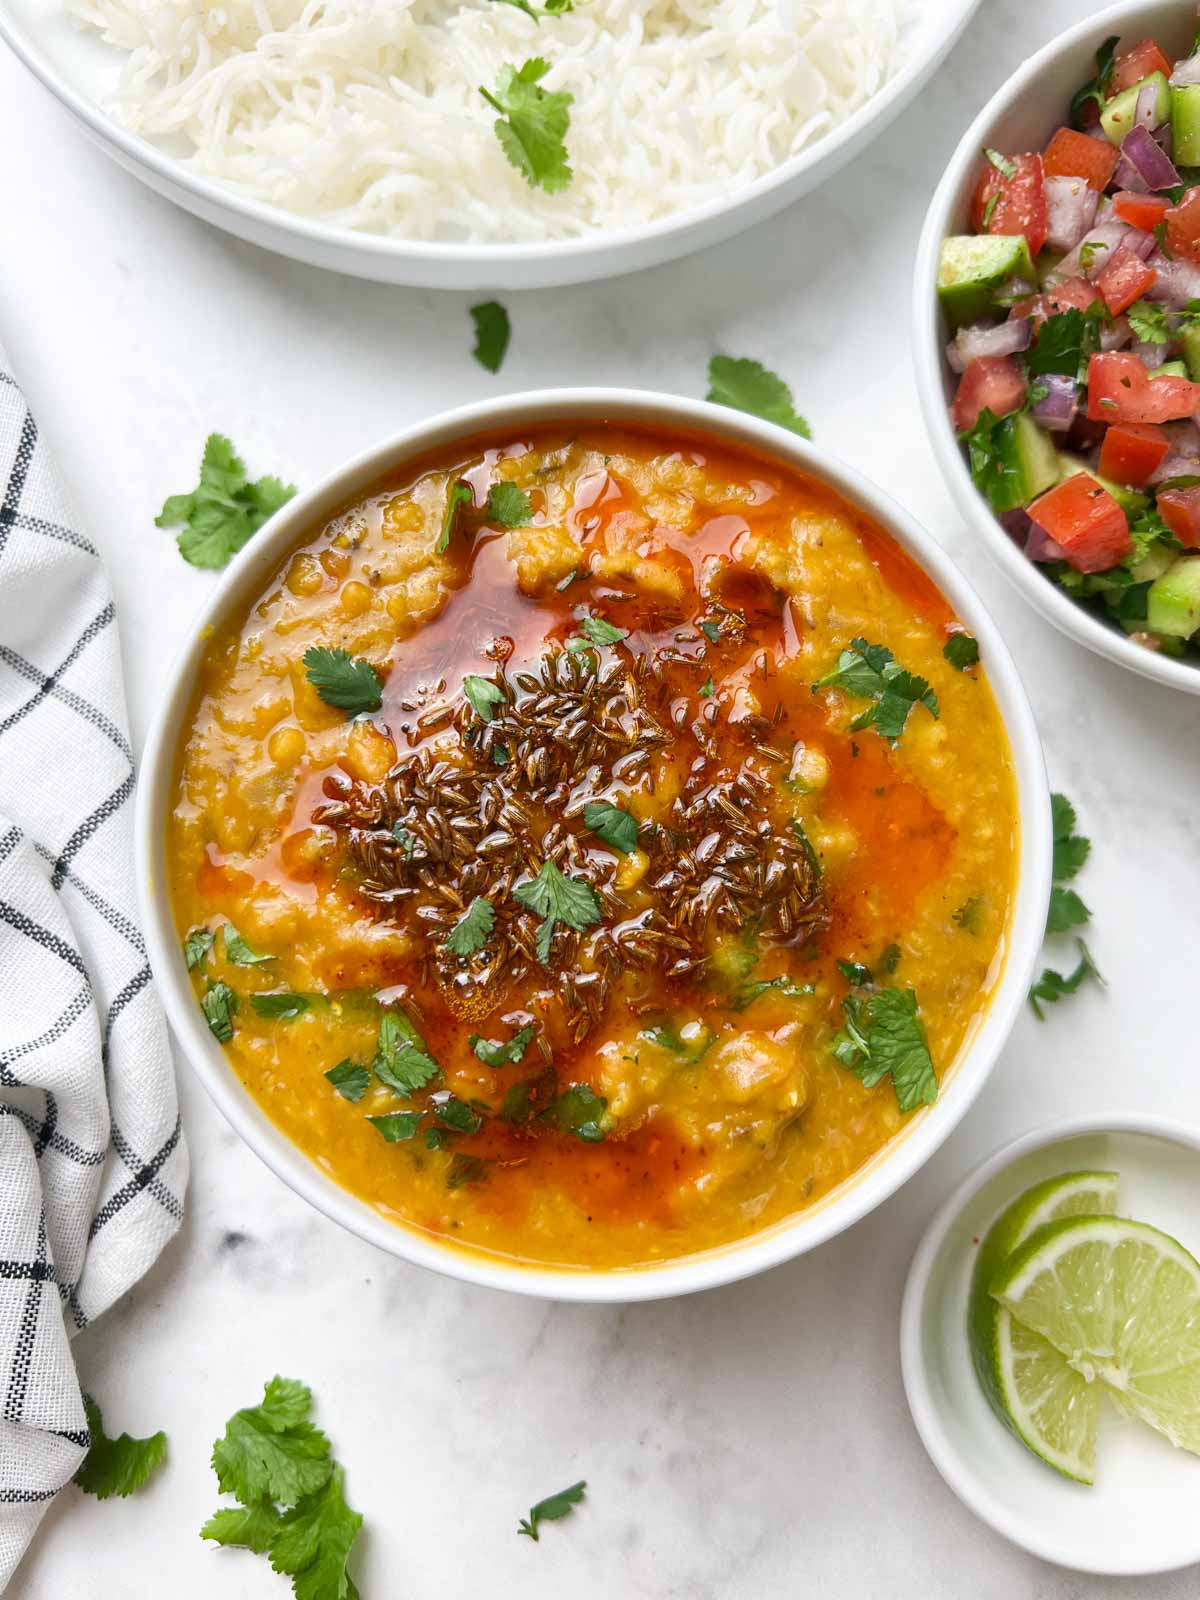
(156, 434, 295, 571)
(1047, 791, 1091, 935)
(814, 637, 939, 742)
(583, 799, 638, 854)
(446, 896, 496, 958)
(481, 58, 573, 192)
(1030, 939, 1104, 1019)
(302, 647, 383, 717)
(706, 356, 811, 438)
(515, 859, 602, 963)
(73, 1395, 167, 1501)
(518, 1479, 587, 1540)
(1127, 300, 1172, 346)
(471, 300, 511, 372)
(831, 987, 937, 1113)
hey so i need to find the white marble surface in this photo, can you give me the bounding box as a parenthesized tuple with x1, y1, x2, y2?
(2, 1, 1199, 1594)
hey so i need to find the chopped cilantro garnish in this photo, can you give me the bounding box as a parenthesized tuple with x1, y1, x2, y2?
(837, 959, 872, 988)
(831, 987, 937, 1113)
(983, 147, 1016, 179)
(74, 1395, 167, 1501)
(699, 618, 722, 643)
(373, 1010, 439, 1096)
(223, 925, 272, 965)
(325, 1060, 371, 1102)
(515, 859, 602, 963)
(367, 1110, 423, 1142)
(1127, 300, 1171, 346)
(470, 1023, 536, 1066)
(1078, 240, 1105, 274)
(437, 479, 474, 554)
(641, 1018, 716, 1060)
(814, 637, 938, 742)
(552, 1083, 608, 1142)
(981, 192, 1000, 232)
(943, 632, 980, 671)
(1070, 34, 1120, 128)
(302, 646, 383, 717)
(436, 1095, 484, 1134)
(1030, 939, 1104, 1019)
(446, 896, 496, 958)
(706, 355, 811, 438)
(487, 482, 532, 527)
(729, 976, 814, 1011)
(568, 613, 627, 650)
(184, 927, 214, 970)
(698, 675, 715, 697)
(1025, 307, 1102, 379)
(201, 982, 237, 1043)
(518, 1479, 586, 1541)
(480, 58, 573, 193)
(464, 673, 506, 722)
(953, 895, 984, 934)
(250, 992, 310, 1019)
(790, 818, 822, 878)
(471, 300, 511, 372)
(960, 407, 1028, 514)
(393, 823, 416, 857)
(156, 433, 295, 570)
(446, 1152, 492, 1189)
(583, 799, 638, 854)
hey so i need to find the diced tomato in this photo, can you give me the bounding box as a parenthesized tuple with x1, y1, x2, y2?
(1097, 421, 1171, 485)
(1111, 38, 1173, 94)
(951, 356, 1027, 432)
(970, 153, 1048, 257)
(1009, 276, 1102, 326)
(1094, 243, 1158, 315)
(1042, 127, 1120, 191)
(1112, 191, 1172, 231)
(1088, 352, 1200, 423)
(1165, 188, 1200, 265)
(1027, 474, 1132, 572)
(1156, 485, 1200, 549)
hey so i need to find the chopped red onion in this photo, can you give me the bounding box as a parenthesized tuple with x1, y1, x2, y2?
(1149, 452, 1200, 484)
(998, 508, 1032, 545)
(1044, 176, 1099, 252)
(1171, 53, 1200, 88)
(1031, 373, 1078, 431)
(1100, 314, 1132, 351)
(1162, 420, 1200, 458)
(1132, 339, 1171, 369)
(1144, 253, 1200, 307)
(1134, 81, 1161, 132)
(1025, 521, 1067, 563)
(1112, 154, 1150, 194)
(1049, 221, 1144, 284)
(945, 318, 1033, 373)
(1121, 123, 1180, 191)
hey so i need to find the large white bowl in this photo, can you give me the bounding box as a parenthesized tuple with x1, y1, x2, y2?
(1, 0, 981, 289)
(914, 0, 1200, 696)
(135, 388, 1052, 1301)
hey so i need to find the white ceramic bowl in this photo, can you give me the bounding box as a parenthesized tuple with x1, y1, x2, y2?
(1, 0, 981, 289)
(901, 1114, 1200, 1575)
(914, 0, 1200, 695)
(135, 388, 1052, 1301)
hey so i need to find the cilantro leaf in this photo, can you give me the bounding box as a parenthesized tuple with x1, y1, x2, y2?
(325, 1060, 371, 1103)
(201, 982, 237, 1043)
(518, 1479, 586, 1540)
(728, 976, 814, 1012)
(392, 823, 417, 857)
(514, 860, 602, 963)
(961, 408, 1026, 514)
(156, 434, 296, 571)
(251, 992, 310, 1019)
(1070, 34, 1120, 127)
(831, 987, 937, 1113)
(480, 58, 573, 193)
(74, 1395, 167, 1501)
(699, 619, 722, 643)
(224, 925, 272, 965)
(698, 675, 715, 697)
(582, 799, 638, 854)
(568, 614, 627, 650)
(1025, 308, 1095, 378)
(790, 818, 822, 879)
(954, 895, 984, 934)
(471, 301, 511, 372)
(269, 1463, 362, 1600)
(1051, 791, 1090, 882)
(436, 1095, 484, 1134)
(1030, 939, 1104, 1019)
(200, 1501, 283, 1554)
(302, 647, 383, 717)
(837, 959, 872, 988)
(1128, 299, 1171, 346)
(487, 482, 532, 527)
(814, 637, 938, 742)
(943, 632, 979, 671)
(184, 927, 214, 970)
(446, 896, 496, 958)
(373, 1011, 439, 1096)
(446, 1152, 492, 1189)
(463, 673, 506, 722)
(706, 356, 811, 438)
(983, 147, 1016, 179)
(641, 1018, 716, 1060)
(551, 1084, 608, 1142)
(470, 1023, 536, 1066)
(1047, 886, 1090, 935)
(438, 479, 474, 554)
(210, 1377, 331, 1508)
(367, 1110, 423, 1142)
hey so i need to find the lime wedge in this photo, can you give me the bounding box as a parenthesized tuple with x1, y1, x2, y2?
(994, 1215, 1200, 1457)
(968, 1171, 1119, 1483)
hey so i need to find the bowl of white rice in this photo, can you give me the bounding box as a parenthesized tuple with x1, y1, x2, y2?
(0, 0, 981, 287)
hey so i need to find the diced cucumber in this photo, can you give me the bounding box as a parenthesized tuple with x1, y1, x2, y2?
(1012, 414, 1060, 503)
(1058, 454, 1149, 517)
(1171, 84, 1200, 167)
(1101, 73, 1170, 146)
(1182, 324, 1200, 382)
(1147, 555, 1200, 636)
(937, 235, 1037, 328)
(1151, 360, 1189, 379)
(1037, 249, 1066, 287)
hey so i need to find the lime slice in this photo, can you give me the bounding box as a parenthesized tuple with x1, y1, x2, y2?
(994, 1215, 1200, 1457)
(968, 1171, 1119, 1483)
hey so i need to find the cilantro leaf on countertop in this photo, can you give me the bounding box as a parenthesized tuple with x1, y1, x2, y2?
(486, 482, 532, 527)
(943, 632, 980, 671)
(480, 58, 573, 193)
(471, 301, 511, 372)
(302, 647, 383, 717)
(373, 1011, 439, 1096)
(201, 982, 237, 1043)
(832, 987, 937, 1113)
(814, 637, 938, 743)
(73, 1395, 167, 1501)
(156, 434, 295, 570)
(470, 1023, 536, 1066)
(1042, 790, 1092, 938)
(518, 1479, 587, 1540)
(446, 896, 496, 958)
(269, 1463, 362, 1600)
(1030, 939, 1104, 1019)
(514, 859, 602, 963)
(583, 799, 638, 854)
(200, 1501, 283, 1555)
(706, 356, 811, 438)
(209, 1377, 331, 1509)
(325, 1060, 371, 1103)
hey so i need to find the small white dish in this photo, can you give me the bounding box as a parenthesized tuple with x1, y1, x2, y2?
(913, 0, 1200, 696)
(901, 1114, 1200, 1575)
(0, 0, 982, 289)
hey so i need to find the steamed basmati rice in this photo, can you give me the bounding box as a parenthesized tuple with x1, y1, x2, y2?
(68, 0, 915, 243)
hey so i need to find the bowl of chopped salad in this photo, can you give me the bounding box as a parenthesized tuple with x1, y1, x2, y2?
(915, 1, 1200, 692)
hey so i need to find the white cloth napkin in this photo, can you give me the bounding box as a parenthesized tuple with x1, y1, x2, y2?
(0, 349, 187, 1587)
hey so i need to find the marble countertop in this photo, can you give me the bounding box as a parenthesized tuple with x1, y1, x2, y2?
(3, 0, 1198, 1593)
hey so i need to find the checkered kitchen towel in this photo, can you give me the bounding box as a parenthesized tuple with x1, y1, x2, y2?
(0, 350, 186, 1586)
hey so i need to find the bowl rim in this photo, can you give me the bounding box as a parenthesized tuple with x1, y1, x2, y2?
(0, 0, 981, 272)
(912, 0, 1200, 697)
(135, 386, 1052, 1302)
(899, 1110, 1200, 1575)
